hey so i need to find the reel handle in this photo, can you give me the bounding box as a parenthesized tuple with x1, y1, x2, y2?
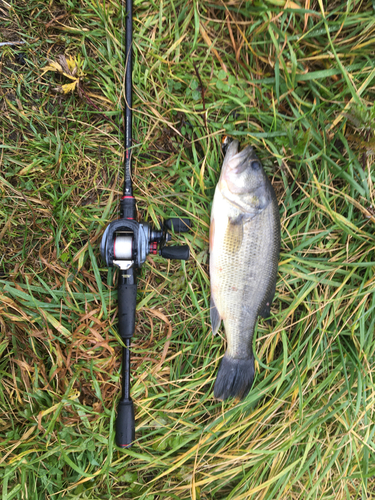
(165, 218, 191, 233)
(160, 245, 190, 260)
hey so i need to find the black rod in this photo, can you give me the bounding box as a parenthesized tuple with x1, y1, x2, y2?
(116, 344, 135, 446)
(122, 340, 131, 400)
(124, 0, 133, 196)
(116, 1, 136, 446)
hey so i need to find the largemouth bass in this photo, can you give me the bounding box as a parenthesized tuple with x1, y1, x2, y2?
(209, 140, 280, 400)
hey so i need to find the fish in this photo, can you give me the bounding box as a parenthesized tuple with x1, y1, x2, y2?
(209, 140, 280, 401)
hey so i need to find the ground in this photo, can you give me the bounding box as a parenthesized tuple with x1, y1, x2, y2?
(1, 0, 375, 498)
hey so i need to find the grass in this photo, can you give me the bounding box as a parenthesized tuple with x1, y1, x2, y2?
(1, 0, 375, 498)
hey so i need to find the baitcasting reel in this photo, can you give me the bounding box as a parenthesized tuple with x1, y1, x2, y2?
(101, 198, 191, 270)
(100, 195, 191, 447)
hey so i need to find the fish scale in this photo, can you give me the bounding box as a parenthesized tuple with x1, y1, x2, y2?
(209, 140, 280, 401)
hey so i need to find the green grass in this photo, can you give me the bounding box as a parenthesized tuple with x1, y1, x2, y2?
(1, 0, 375, 498)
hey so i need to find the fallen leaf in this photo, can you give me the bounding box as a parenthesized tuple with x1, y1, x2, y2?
(41, 54, 85, 95)
(285, 0, 303, 7)
(55, 81, 79, 94)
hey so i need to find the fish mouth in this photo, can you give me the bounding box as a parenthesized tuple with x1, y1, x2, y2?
(222, 142, 260, 171)
(236, 145, 259, 163)
(221, 137, 259, 162)
(223, 139, 239, 162)
(229, 145, 260, 175)
(220, 142, 265, 201)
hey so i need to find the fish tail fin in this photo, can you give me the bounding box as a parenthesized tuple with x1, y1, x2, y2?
(214, 353, 254, 401)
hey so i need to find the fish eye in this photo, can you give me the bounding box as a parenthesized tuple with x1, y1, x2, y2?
(252, 161, 261, 170)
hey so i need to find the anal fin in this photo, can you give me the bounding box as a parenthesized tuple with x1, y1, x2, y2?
(259, 303, 271, 320)
(259, 282, 277, 322)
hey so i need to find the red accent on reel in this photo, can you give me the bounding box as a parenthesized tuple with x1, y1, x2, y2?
(149, 242, 158, 255)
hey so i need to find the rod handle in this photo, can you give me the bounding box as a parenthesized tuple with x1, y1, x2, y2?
(116, 399, 135, 447)
(118, 281, 137, 338)
(160, 245, 190, 260)
(165, 218, 191, 233)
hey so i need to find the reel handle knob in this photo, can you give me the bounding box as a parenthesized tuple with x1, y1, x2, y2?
(165, 218, 191, 233)
(160, 245, 189, 260)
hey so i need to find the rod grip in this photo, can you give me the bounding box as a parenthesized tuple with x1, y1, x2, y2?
(118, 281, 137, 338)
(160, 245, 190, 260)
(116, 399, 135, 447)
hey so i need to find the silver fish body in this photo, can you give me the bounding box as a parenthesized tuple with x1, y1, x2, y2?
(209, 140, 280, 400)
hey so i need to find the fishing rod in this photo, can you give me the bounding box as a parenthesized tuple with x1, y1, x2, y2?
(100, 0, 191, 448)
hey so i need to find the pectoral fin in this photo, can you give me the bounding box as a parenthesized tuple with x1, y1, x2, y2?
(210, 296, 221, 335)
(224, 215, 244, 253)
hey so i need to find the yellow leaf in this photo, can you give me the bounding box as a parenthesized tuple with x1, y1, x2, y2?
(66, 54, 77, 73)
(41, 61, 63, 76)
(18, 164, 43, 175)
(40, 309, 70, 337)
(285, 0, 302, 7)
(47, 61, 63, 72)
(61, 72, 78, 80)
(267, 0, 302, 6)
(57, 81, 78, 94)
